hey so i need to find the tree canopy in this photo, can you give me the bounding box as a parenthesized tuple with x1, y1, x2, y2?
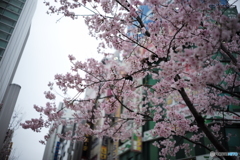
(21, 0, 240, 159)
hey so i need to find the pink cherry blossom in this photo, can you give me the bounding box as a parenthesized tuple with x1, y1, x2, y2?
(21, 0, 240, 159)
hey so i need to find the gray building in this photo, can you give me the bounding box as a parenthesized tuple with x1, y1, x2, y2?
(43, 102, 83, 160)
(0, 0, 37, 148)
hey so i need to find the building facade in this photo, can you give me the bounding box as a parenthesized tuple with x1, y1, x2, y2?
(0, 0, 37, 149)
(0, 0, 37, 103)
(42, 102, 84, 160)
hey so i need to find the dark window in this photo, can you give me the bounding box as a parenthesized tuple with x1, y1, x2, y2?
(229, 104, 240, 112)
(0, 39, 8, 48)
(3, 0, 24, 8)
(0, 16, 16, 26)
(0, 30, 11, 41)
(0, 8, 19, 20)
(0, 22, 14, 33)
(0, 2, 22, 14)
(225, 127, 240, 151)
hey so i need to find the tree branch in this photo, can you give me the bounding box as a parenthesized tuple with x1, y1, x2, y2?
(207, 84, 240, 99)
(175, 74, 234, 160)
(112, 92, 153, 121)
(181, 136, 224, 160)
(220, 44, 237, 65)
(180, 136, 212, 151)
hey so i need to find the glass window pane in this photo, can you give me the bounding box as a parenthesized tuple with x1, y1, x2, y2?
(229, 104, 240, 112)
(0, 31, 11, 41)
(7, 0, 24, 8)
(0, 8, 19, 20)
(0, 22, 13, 33)
(0, 2, 8, 8)
(0, 2, 21, 13)
(0, 39, 8, 48)
(0, 16, 16, 26)
(0, 2, 22, 14)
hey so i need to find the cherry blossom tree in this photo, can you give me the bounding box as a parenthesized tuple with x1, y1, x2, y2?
(22, 0, 240, 159)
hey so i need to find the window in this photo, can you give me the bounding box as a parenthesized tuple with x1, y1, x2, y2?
(0, 30, 11, 41)
(0, 39, 8, 48)
(225, 127, 240, 151)
(0, 22, 14, 33)
(0, 16, 16, 26)
(229, 104, 240, 112)
(0, 2, 22, 14)
(0, 8, 19, 20)
(4, 0, 24, 8)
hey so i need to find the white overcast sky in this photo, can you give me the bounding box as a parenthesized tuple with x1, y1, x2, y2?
(12, 0, 104, 160)
(11, 0, 240, 160)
